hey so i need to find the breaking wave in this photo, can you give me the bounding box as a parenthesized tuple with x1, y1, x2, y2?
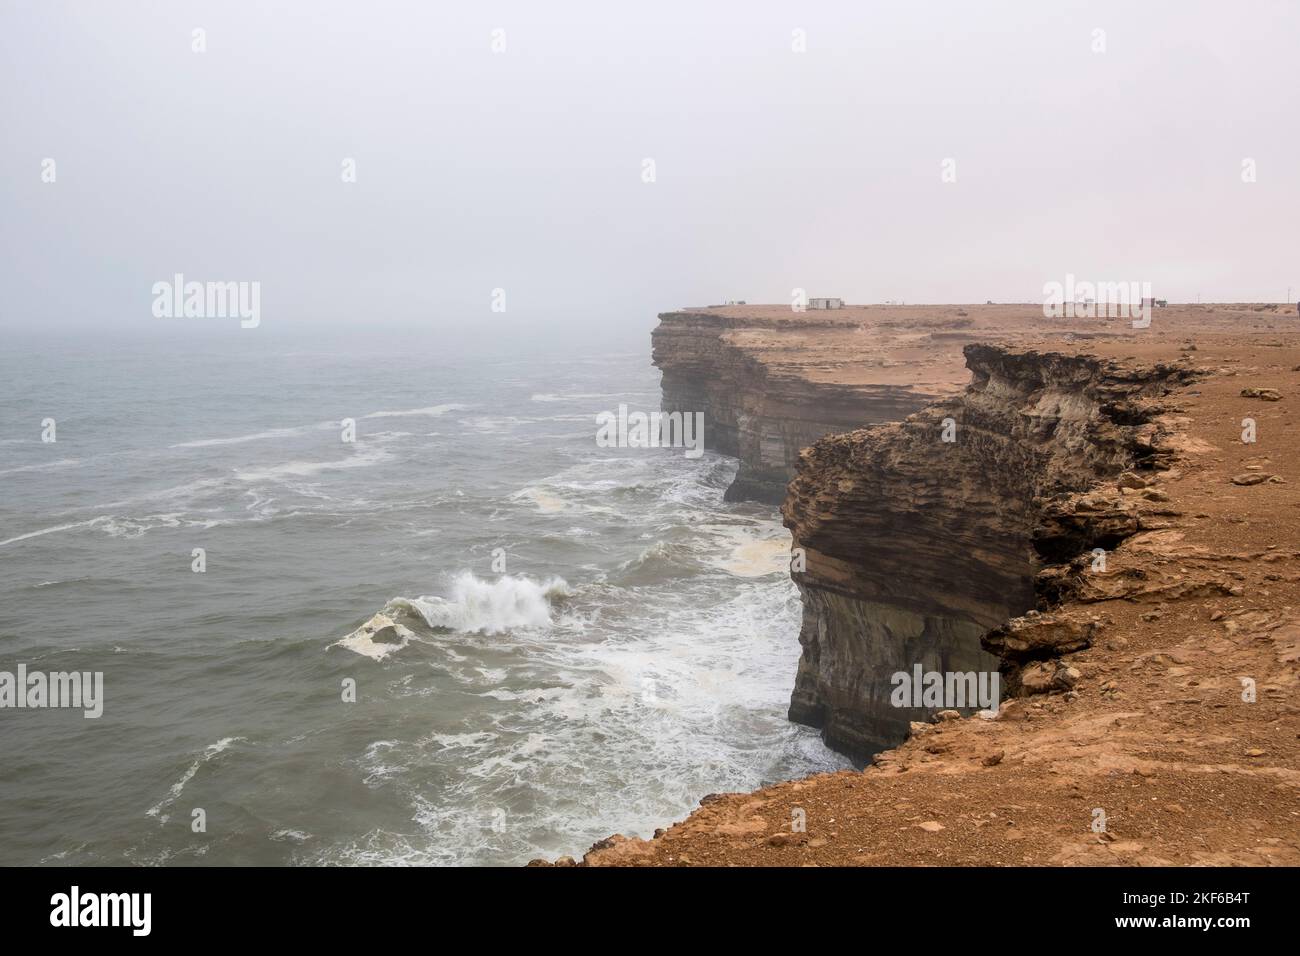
(393, 573, 569, 636)
(334, 573, 571, 659)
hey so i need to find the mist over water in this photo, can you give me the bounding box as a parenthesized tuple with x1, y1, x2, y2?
(0, 333, 848, 865)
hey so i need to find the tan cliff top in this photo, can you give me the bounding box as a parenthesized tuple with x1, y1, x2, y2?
(660, 302, 1299, 392)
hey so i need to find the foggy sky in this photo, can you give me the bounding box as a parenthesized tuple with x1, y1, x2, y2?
(2, 0, 1297, 344)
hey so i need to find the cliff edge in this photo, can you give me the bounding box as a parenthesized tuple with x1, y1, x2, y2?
(652, 305, 998, 502)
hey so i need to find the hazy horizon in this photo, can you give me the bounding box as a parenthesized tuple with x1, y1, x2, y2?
(3, 0, 1298, 343)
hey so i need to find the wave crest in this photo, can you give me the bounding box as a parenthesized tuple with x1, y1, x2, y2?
(394, 573, 569, 635)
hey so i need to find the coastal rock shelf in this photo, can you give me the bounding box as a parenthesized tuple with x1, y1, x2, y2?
(651, 308, 970, 503)
(782, 344, 1197, 759)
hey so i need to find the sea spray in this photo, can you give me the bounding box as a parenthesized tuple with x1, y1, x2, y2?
(395, 573, 568, 638)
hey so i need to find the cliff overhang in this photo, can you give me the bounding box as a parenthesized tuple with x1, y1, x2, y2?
(781, 344, 1200, 760)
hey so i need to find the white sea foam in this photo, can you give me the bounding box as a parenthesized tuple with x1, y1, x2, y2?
(394, 573, 569, 635)
(459, 415, 554, 433)
(428, 731, 499, 750)
(333, 612, 416, 660)
(0, 513, 188, 548)
(233, 445, 393, 482)
(696, 523, 793, 577)
(364, 430, 414, 440)
(530, 392, 606, 403)
(173, 407, 456, 449)
(309, 566, 849, 866)
(512, 486, 568, 514)
(171, 426, 316, 449)
(146, 737, 245, 823)
(83, 477, 233, 512)
(0, 457, 82, 476)
(362, 404, 468, 419)
(0, 519, 99, 548)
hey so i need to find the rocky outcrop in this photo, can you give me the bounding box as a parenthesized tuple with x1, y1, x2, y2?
(652, 310, 957, 502)
(650, 303, 1177, 504)
(781, 345, 1199, 760)
(564, 309, 1300, 868)
(652, 308, 1205, 758)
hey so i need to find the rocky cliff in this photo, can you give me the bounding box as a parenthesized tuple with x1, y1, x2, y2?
(782, 345, 1199, 760)
(557, 307, 1299, 867)
(651, 309, 964, 502)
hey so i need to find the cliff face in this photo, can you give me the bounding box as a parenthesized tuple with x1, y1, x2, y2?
(652, 311, 953, 503)
(781, 345, 1198, 760)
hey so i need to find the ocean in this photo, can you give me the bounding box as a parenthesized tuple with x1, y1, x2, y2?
(0, 331, 849, 865)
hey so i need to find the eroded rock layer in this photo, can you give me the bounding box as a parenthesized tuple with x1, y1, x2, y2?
(781, 345, 1198, 759)
(651, 310, 963, 502)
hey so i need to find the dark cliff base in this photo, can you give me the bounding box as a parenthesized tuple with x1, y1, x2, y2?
(721, 473, 787, 505)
